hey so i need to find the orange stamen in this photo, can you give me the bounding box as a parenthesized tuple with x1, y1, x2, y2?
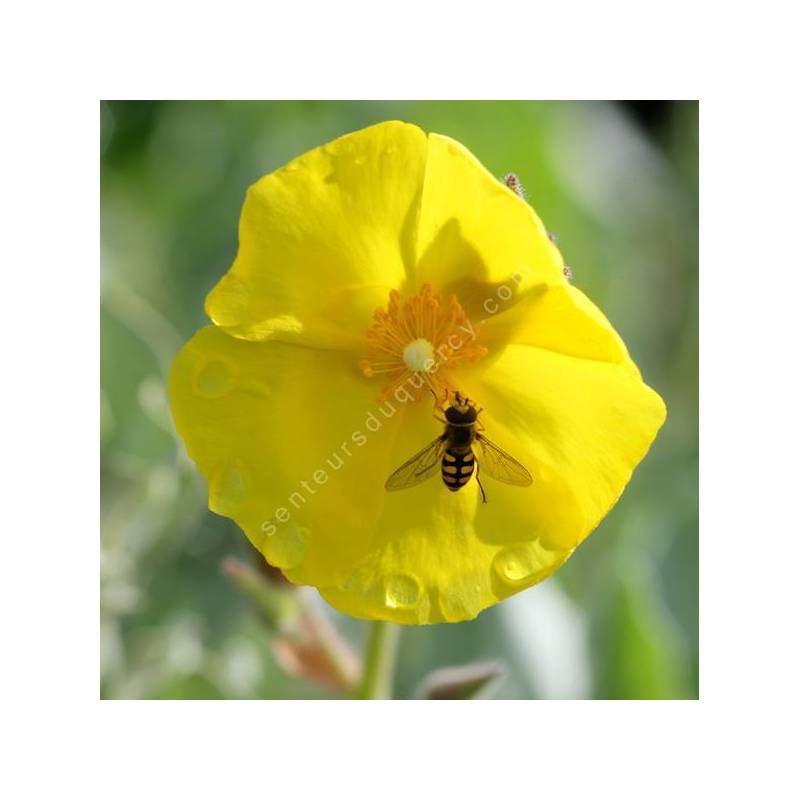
(359, 284, 487, 401)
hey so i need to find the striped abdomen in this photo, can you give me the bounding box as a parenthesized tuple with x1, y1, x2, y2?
(441, 448, 475, 492)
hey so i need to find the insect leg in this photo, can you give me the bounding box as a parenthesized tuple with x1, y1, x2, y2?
(427, 385, 445, 411)
(475, 458, 488, 503)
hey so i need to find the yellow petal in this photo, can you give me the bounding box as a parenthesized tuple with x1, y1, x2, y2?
(169, 325, 405, 587)
(170, 326, 575, 624)
(319, 343, 664, 624)
(169, 327, 664, 625)
(479, 282, 642, 379)
(206, 125, 569, 351)
(460, 342, 666, 558)
(413, 133, 566, 321)
(206, 121, 428, 348)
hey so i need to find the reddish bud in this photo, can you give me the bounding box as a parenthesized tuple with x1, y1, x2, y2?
(503, 172, 526, 198)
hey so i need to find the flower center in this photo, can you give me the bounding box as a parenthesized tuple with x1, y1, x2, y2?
(360, 283, 487, 401)
(402, 338, 435, 371)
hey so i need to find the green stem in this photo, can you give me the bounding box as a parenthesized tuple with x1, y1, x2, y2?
(356, 620, 400, 699)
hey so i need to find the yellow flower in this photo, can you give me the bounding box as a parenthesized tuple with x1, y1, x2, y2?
(169, 121, 666, 625)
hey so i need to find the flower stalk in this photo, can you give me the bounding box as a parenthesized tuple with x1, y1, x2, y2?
(356, 620, 400, 699)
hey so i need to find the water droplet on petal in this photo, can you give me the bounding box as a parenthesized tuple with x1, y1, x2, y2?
(492, 546, 538, 584)
(353, 154, 366, 165)
(209, 461, 250, 515)
(263, 525, 308, 570)
(384, 573, 421, 610)
(193, 358, 234, 398)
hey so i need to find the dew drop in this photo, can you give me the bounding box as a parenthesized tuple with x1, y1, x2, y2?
(384, 573, 421, 610)
(492, 546, 538, 584)
(209, 461, 250, 515)
(264, 525, 308, 570)
(353, 155, 366, 165)
(193, 358, 234, 398)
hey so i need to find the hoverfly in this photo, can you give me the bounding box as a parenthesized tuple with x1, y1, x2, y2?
(385, 391, 532, 502)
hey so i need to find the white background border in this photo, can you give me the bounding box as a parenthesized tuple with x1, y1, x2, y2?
(3, 1, 799, 797)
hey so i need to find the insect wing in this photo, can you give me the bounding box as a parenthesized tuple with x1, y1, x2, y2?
(385, 435, 447, 491)
(475, 434, 533, 486)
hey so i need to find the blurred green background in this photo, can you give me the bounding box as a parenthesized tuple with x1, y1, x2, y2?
(100, 100, 698, 700)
